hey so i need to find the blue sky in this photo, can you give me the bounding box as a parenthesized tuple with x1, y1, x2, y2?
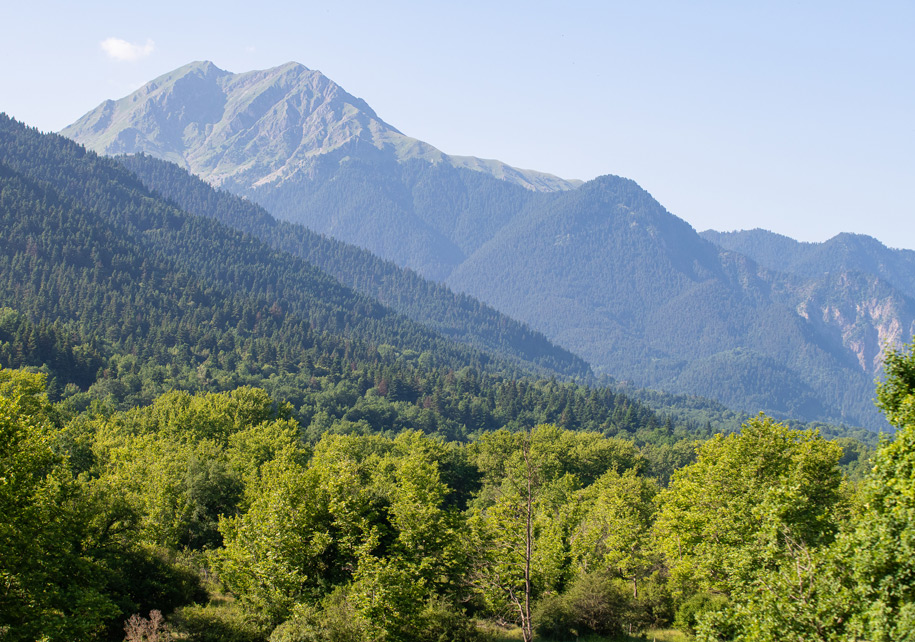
(3, 1, 913, 249)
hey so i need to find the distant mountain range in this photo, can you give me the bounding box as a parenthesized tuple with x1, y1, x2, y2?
(63, 61, 915, 430)
(701, 229, 915, 301)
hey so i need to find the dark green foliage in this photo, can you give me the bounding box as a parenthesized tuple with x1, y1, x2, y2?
(563, 572, 629, 637)
(0, 307, 104, 394)
(117, 153, 588, 378)
(0, 115, 677, 444)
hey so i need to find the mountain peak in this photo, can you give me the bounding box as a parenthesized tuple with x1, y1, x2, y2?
(61, 61, 579, 193)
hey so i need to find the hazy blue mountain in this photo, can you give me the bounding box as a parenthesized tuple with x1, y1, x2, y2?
(702, 228, 915, 300)
(446, 176, 915, 429)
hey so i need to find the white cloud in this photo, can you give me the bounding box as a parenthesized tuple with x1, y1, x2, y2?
(100, 37, 155, 62)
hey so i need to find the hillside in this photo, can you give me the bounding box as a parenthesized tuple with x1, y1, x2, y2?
(115, 153, 588, 378)
(444, 175, 915, 429)
(1, 113, 683, 445)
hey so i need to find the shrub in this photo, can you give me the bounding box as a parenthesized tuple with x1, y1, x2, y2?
(534, 593, 577, 641)
(269, 593, 368, 642)
(564, 572, 628, 637)
(534, 572, 631, 640)
(673, 592, 729, 636)
(415, 599, 482, 642)
(171, 601, 267, 642)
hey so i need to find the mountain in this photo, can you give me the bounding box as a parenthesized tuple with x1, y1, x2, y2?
(1, 114, 677, 445)
(62, 61, 579, 279)
(62, 62, 915, 431)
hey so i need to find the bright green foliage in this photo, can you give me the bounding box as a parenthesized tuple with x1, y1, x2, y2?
(692, 538, 856, 641)
(0, 368, 120, 640)
(849, 340, 915, 641)
(348, 433, 470, 640)
(468, 426, 608, 638)
(571, 468, 659, 605)
(220, 431, 471, 639)
(216, 454, 330, 625)
(655, 415, 845, 598)
(93, 388, 301, 550)
(0, 368, 205, 641)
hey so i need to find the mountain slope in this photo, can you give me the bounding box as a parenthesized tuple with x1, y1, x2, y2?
(115, 152, 589, 377)
(0, 115, 524, 379)
(446, 176, 915, 429)
(4, 115, 694, 453)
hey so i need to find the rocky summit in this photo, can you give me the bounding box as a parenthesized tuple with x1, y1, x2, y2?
(62, 60, 579, 194)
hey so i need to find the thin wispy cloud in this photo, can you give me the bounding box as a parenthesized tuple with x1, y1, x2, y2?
(100, 37, 155, 62)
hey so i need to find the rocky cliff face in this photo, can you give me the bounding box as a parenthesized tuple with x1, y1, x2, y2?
(792, 272, 915, 374)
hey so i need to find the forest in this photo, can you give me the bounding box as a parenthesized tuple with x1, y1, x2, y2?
(2, 341, 913, 642)
(0, 113, 910, 641)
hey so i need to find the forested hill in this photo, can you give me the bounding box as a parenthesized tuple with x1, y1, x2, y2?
(116, 153, 589, 378)
(0, 114, 499, 371)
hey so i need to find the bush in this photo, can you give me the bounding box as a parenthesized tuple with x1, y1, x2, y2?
(534, 572, 630, 640)
(534, 593, 577, 641)
(269, 593, 368, 642)
(565, 572, 629, 637)
(415, 599, 481, 642)
(673, 592, 729, 636)
(171, 601, 267, 642)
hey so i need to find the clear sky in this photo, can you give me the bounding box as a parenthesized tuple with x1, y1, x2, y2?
(3, 1, 913, 249)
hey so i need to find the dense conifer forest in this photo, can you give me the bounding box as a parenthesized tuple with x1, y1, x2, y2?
(1, 113, 911, 641)
(115, 153, 589, 378)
